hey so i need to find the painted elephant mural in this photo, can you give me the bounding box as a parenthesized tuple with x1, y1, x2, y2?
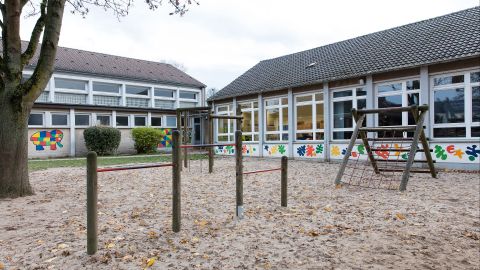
(30, 130, 64, 151)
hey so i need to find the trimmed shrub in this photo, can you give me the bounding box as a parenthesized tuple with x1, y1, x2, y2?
(131, 127, 162, 154)
(83, 126, 121, 156)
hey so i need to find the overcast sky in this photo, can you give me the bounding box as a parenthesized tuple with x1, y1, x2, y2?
(20, 0, 479, 91)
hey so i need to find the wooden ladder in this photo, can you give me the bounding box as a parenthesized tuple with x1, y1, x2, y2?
(334, 105, 437, 191)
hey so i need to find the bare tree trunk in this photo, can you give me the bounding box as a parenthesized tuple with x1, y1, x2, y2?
(0, 86, 33, 198)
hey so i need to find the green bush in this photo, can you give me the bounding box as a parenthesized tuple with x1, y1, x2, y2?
(131, 127, 162, 154)
(83, 126, 121, 156)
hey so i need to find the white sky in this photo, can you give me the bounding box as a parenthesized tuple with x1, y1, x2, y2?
(20, 0, 479, 90)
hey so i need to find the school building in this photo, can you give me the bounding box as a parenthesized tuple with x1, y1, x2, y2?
(26, 44, 206, 158)
(209, 7, 480, 169)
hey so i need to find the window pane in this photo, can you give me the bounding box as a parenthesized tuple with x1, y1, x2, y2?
(166, 116, 176, 127)
(218, 135, 228, 142)
(471, 126, 480, 137)
(333, 100, 352, 128)
(154, 88, 174, 98)
(282, 108, 288, 131)
(151, 117, 162, 126)
(316, 103, 324, 129)
(179, 91, 196, 99)
(281, 98, 288, 105)
(378, 83, 402, 93)
(315, 93, 323, 101)
(217, 106, 229, 112)
(433, 128, 466, 138)
(296, 133, 313, 140)
(135, 116, 146, 126)
(242, 111, 252, 133)
(52, 114, 68, 126)
(357, 99, 367, 109)
(378, 95, 402, 126)
(55, 78, 86, 90)
(253, 111, 259, 132)
(434, 88, 465, 124)
(333, 90, 352, 98)
(472, 86, 480, 122)
(296, 95, 312, 103)
(253, 101, 258, 108)
(97, 115, 111, 126)
(356, 88, 367, 96)
(266, 134, 279, 141)
(434, 75, 464, 86)
(116, 116, 129, 127)
(75, 114, 90, 126)
(28, 114, 43, 126)
(126, 85, 149, 95)
(239, 103, 251, 110)
(406, 80, 420, 90)
(266, 108, 279, 131)
(179, 101, 197, 108)
(407, 93, 420, 125)
(297, 105, 313, 130)
(266, 100, 279, 106)
(92, 82, 120, 94)
(471, 72, 480, 83)
(315, 132, 324, 140)
(218, 119, 229, 133)
(243, 135, 253, 141)
(333, 131, 353, 140)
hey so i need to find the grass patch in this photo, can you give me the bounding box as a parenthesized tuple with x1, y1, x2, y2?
(29, 153, 207, 171)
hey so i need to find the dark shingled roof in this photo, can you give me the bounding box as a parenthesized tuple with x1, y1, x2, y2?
(21, 42, 205, 88)
(210, 7, 480, 101)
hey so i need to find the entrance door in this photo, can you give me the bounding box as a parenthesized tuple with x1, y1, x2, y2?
(193, 117, 201, 144)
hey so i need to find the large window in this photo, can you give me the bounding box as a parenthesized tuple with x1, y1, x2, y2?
(134, 116, 147, 126)
(154, 88, 175, 98)
(75, 114, 90, 126)
(216, 104, 234, 142)
(151, 116, 162, 127)
(295, 92, 324, 140)
(116, 115, 130, 127)
(376, 79, 420, 130)
(239, 101, 259, 142)
(96, 115, 111, 126)
(432, 70, 480, 138)
(28, 113, 44, 126)
(179, 91, 197, 100)
(264, 97, 288, 141)
(54, 78, 87, 91)
(92, 82, 120, 94)
(51, 113, 69, 126)
(331, 88, 366, 140)
(166, 116, 177, 127)
(126, 85, 149, 96)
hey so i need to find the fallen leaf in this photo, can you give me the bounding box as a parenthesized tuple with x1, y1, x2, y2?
(308, 230, 319, 237)
(57, 243, 69, 249)
(395, 213, 406, 220)
(192, 237, 199, 243)
(44, 257, 57, 263)
(106, 243, 115, 249)
(324, 205, 333, 212)
(145, 257, 156, 269)
(335, 184, 343, 189)
(37, 240, 44, 244)
(148, 231, 159, 239)
(0, 262, 4, 270)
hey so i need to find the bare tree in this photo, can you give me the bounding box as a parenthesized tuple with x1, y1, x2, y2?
(0, 0, 197, 198)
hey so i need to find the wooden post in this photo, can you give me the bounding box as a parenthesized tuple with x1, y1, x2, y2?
(183, 111, 188, 168)
(235, 130, 244, 219)
(172, 130, 181, 232)
(207, 111, 214, 173)
(281, 156, 288, 207)
(236, 105, 242, 132)
(86, 151, 98, 255)
(176, 110, 182, 172)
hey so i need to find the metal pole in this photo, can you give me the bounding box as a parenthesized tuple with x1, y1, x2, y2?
(235, 130, 244, 219)
(86, 151, 98, 255)
(172, 131, 181, 232)
(281, 156, 288, 207)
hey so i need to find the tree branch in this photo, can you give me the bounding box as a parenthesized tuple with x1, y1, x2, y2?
(21, 0, 46, 67)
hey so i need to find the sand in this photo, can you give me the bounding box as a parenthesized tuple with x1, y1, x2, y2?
(1, 157, 479, 269)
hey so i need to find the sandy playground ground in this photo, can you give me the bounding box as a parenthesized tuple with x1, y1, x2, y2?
(1, 157, 479, 269)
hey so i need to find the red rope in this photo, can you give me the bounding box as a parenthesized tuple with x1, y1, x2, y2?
(243, 168, 282, 175)
(97, 163, 173, 172)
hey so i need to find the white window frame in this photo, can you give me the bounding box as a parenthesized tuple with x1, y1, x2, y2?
(375, 78, 421, 129)
(91, 81, 122, 97)
(50, 112, 70, 127)
(28, 111, 45, 127)
(96, 114, 112, 126)
(430, 69, 480, 139)
(74, 113, 91, 127)
(239, 101, 259, 142)
(115, 114, 130, 128)
(294, 91, 324, 141)
(133, 115, 148, 127)
(264, 97, 289, 142)
(331, 87, 367, 141)
(215, 104, 234, 142)
(54, 77, 88, 94)
(150, 115, 163, 127)
(165, 116, 177, 128)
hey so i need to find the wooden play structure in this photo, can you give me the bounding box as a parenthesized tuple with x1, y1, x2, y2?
(334, 105, 437, 191)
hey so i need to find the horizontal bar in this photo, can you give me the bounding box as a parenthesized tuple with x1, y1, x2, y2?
(357, 105, 428, 114)
(180, 143, 235, 148)
(366, 137, 430, 141)
(370, 148, 432, 152)
(97, 163, 173, 172)
(176, 106, 211, 112)
(209, 114, 243, 120)
(374, 159, 436, 163)
(243, 168, 282, 175)
(359, 127, 417, 132)
(378, 168, 435, 174)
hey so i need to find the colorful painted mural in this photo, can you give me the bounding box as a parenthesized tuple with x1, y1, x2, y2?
(214, 144, 260, 156)
(294, 144, 324, 158)
(30, 129, 64, 151)
(157, 128, 173, 148)
(263, 144, 288, 157)
(433, 144, 479, 162)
